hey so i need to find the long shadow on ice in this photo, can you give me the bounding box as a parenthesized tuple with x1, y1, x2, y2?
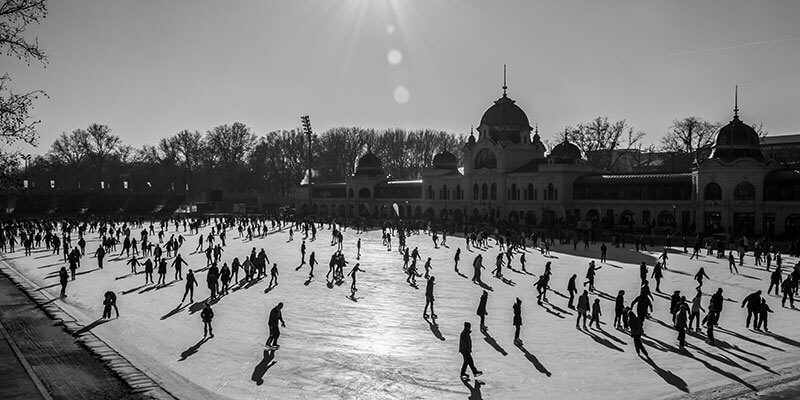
(179, 337, 209, 361)
(424, 315, 445, 341)
(516, 342, 551, 377)
(481, 329, 507, 356)
(251, 349, 277, 385)
(644, 357, 688, 393)
(461, 378, 484, 399)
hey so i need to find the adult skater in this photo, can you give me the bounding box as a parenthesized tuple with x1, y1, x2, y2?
(519, 253, 527, 273)
(675, 297, 689, 349)
(220, 263, 231, 295)
(576, 290, 590, 329)
(144, 258, 154, 284)
(768, 267, 782, 296)
(182, 269, 198, 303)
(651, 262, 664, 292)
(265, 302, 286, 348)
(513, 298, 523, 344)
(567, 274, 578, 309)
(172, 254, 188, 280)
(201, 302, 214, 338)
(756, 299, 773, 331)
(584, 261, 601, 292)
(424, 276, 437, 318)
(476, 291, 488, 331)
(454, 248, 461, 272)
(59, 266, 69, 298)
(628, 309, 649, 358)
(102, 290, 118, 319)
(631, 290, 653, 322)
(689, 289, 705, 332)
(308, 251, 317, 279)
(589, 298, 602, 329)
(95, 245, 106, 269)
(694, 267, 710, 290)
(157, 258, 168, 285)
(356, 238, 361, 259)
(741, 290, 762, 329)
(782, 277, 795, 308)
(472, 255, 484, 284)
(347, 263, 364, 295)
(269, 263, 279, 287)
(459, 322, 482, 380)
(300, 240, 306, 265)
(728, 252, 739, 274)
(614, 290, 625, 329)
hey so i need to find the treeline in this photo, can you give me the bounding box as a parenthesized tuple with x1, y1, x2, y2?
(19, 124, 466, 196)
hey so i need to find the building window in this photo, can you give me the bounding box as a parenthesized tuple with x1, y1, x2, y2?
(704, 182, 722, 200)
(733, 182, 755, 201)
(474, 148, 498, 169)
(482, 183, 488, 200)
(491, 183, 497, 200)
(473, 184, 479, 200)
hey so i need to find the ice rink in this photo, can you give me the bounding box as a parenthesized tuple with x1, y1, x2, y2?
(3, 222, 800, 400)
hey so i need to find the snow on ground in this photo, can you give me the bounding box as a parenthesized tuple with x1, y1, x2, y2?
(3, 223, 800, 400)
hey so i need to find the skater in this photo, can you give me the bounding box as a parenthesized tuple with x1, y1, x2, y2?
(423, 257, 433, 279)
(424, 276, 437, 318)
(689, 289, 705, 332)
(669, 290, 682, 323)
(265, 302, 286, 348)
(347, 263, 363, 295)
(576, 290, 590, 329)
(651, 262, 664, 292)
(356, 238, 361, 259)
(567, 274, 578, 309)
(157, 258, 168, 285)
(782, 277, 795, 308)
(476, 290, 488, 331)
(126, 255, 140, 274)
(675, 297, 689, 349)
(454, 248, 461, 272)
(144, 258, 154, 284)
(269, 263, 279, 287)
(584, 261, 601, 292)
(628, 309, 649, 358)
(172, 254, 188, 280)
(756, 299, 773, 331)
(631, 290, 653, 322)
(95, 245, 106, 269)
(741, 290, 762, 329)
(639, 262, 649, 286)
(728, 252, 739, 274)
(300, 240, 306, 265)
(694, 267, 710, 290)
(614, 290, 625, 329)
(519, 252, 527, 273)
(201, 302, 214, 338)
(182, 269, 198, 303)
(768, 268, 782, 296)
(513, 298, 522, 344)
(220, 263, 231, 295)
(471, 255, 485, 284)
(59, 266, 69, 298)
(459, 322, 482, 380)
(102, 290, 118, 319)
(589, 298, 602, 329)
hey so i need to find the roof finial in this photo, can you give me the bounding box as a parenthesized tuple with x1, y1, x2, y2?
(535, 123, 539, 135)
(734, 85, 739, 117)
(470, 124, 474, 135)
(502, 64, 507, 96)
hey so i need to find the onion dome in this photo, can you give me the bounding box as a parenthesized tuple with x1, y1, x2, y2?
(432, 150, 458, 170)
(710, 113, 763, 161)
(354, 151, 383, 176)
(548, 137, 582, 163)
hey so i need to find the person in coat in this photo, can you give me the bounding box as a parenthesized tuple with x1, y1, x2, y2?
(675, 297, 689, 349)
(201, 302, 214, 338)
(476, 291, 488, 331)
(512, 298, 522, 344)
(59, 266, 69, 298)
(265, 302, 286, 348)
(576, 290, 590, 329)
(756, 299, 774, 331)
(741, 290, 763, 329)
(589, 298, 602, 329)
(628, 309, 648, 358)
(614, 290, 625, 329)
(567, 274, 578, 309)
(459, 322, 482, 380)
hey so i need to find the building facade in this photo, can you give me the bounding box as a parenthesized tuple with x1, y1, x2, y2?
(296, 86, 800, 237)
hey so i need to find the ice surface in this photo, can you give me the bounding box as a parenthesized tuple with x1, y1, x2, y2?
(4, 224, 799, 400)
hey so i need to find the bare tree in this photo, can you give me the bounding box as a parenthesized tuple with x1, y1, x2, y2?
(80, 123, 121, 184)
(0, 0, 48, 178)
(48, 129, 88, 169)
(563, 117, 644, 171)
(660, 117, 720, 161)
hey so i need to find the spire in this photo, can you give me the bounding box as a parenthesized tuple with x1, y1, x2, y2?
(734, 85, 739, 118)
(502, 64, 507, 96)
(535, 124, 539, 135)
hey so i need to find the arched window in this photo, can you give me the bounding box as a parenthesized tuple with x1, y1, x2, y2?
(442, 185, 449, 200)
(481, 183, 488, 200)
(491, 183, 497, 200)
(527, 183, 533, 200)
(358, 188, 371, 199)
(619, 210, 634, 225)
(734, 182, 755, 201)
(474, 149, 497, 169)
(455, 185, 461, 200)
(510, 184, 517, 200)
(704, 182, 722, 200)
(473, 184, 479, 200)
(546, 183, 555, 200)
(657, 210, 675, 226)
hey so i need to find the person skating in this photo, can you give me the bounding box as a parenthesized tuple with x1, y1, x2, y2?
(651, 262, 664, 292)
(535, 273, 550, 305)
(207, 263, 219, 299)
(126, 255, 140, 274)
(768, 268, 782, 296)
(220, 263, 231, 295)
(702, 288, 724, 330)
(476, 291, 488, 331)
(59, 266, 69, 298)
(675, 297, 689, 349)
(95, 245, 106, 269)
(728, 252, 739, 274)
(356, 238, 361, 260)
(347, 263, 363, 295)
(424, 276, 437, 318)
(631, 290, 653, 322)
(144, 258, 154, 284)
(423, 257, 433, 279)
(269, 263, 279, 287)
(492, 253, 504, 278)
(513, 298, 523, 344)
(628, 309, 649, 358)
(454, 248, 461, 272)
(781, 277, 795, 308)
(472, 255, 484, 284)
(300, 240, 306, 265)
(669, 290, 681, 324)
(756, 299, 773, 331)
(583, 261, 601, 292)
(639, 262, 649, 286)
(695, 267, 710, 290)
(519, 252, 527, 273)
(182, 269, 198, 303)
(614, 290, 625, 329)
(157, 258, 168, 285)
(689, 289, 705, 332)
(459, 322, 482, 380)
(201, 302, 214, 338)
(589, 298, 602, 329)
(576, 290, 590, 329)
(308, 251, 317, 279)
(265, 303, 286, 348)
(567, 274, 578, 309)
(741, 290, 762, 329)
(172, 254, 188, 280)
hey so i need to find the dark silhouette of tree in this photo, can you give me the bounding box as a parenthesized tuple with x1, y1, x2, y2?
(660, 117, 720, 162)
(562, 117, 644, 172)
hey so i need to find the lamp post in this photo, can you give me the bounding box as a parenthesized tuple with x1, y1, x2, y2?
(300, 115, 315, 216)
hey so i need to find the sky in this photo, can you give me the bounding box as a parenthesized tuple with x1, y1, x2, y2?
(5, 0, 800, 155)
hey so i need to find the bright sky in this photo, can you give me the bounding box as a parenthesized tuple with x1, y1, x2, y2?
(6, 0, 800, 155)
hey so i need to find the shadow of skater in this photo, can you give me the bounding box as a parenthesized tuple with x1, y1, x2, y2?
(251, 349, 277, 385)
(481, 328, 507, 356)
(645, 357, 688, 393)
(424, 315, 445, 341)
(581, 329, 624, 352)
(161, 303, 189, 320)
(179, 337, 208, 361)
(74, 318, 111, 336)
(516, 342, 552, 377)
(476, 281, 493, 292)
(461, 378, 484, 400)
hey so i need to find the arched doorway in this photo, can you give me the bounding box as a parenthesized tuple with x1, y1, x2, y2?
(619, 210, 634, 226)
(524, 211, 537, 226)
(423, 207, 436, 220)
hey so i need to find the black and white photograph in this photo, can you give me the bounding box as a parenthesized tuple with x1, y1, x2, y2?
(2, 1, 800, 399)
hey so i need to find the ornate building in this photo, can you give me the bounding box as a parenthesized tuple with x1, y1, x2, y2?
(296, 82, 800, 237)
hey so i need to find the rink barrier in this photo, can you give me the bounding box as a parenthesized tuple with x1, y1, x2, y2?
(0, 257, 177, 400)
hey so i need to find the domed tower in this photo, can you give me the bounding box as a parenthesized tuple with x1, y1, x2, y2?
(432, 149, 459, 171)
(548, 136, 583, 164)
(710, 89, 764, 162)
(478, 80, 533, 145)
(354, 151, 384, 177)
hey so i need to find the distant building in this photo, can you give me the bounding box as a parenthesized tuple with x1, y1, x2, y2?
(296, 82, 800, 238)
